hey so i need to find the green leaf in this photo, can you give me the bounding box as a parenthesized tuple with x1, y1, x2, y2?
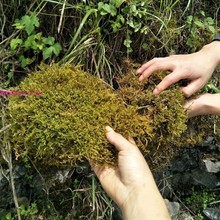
(99, 4, 117, 16)
(115, 0, 126, 8)
(118, 14, 125, 24)
(6, 212, 12, 220)
(26, 57, 35, 65)
(10, 37, 23, 50)
(35, 32, 43, 40)
(8, 71, 14, 79)
(19, 55, 27, 68)
(18, 55, 35, 68)
(24, 35, 36, 49)
(43, 47, 53, 60)
(43, 36, 55, 46)
(111, 20, 122, 32)
(141, 43, 148, 51)
(208, 25, 215, 33)
(134, 22, 142, 32)
(52, 43, 62, 56)
(130, 4, 136, 12)
(194, 20, 204, 28)
(200, 11, 205, 16)
(123, 39, 132, 48)
(186, 38, 193, 48)
(43, 43, 61, 60)
(12, 19, 25, 30)
(13, 13, 39, 35)
(205, 17, 214, 25)
(98, 2, 104, 10)
(110, 0, 116, 4)
(23, 34, 44, 51)
(186, 15, 193, 24)
(111, 14, 125, 32)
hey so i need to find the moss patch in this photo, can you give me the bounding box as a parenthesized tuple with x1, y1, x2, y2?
(6, 64, 202, 169)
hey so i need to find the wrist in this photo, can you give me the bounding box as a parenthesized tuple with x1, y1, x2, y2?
(201, 41, 220, 67)
(121, 183, 171, 220)
(202, 94, 220, 115)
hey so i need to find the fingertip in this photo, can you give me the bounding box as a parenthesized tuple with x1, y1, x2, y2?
(136, 69, 141, 74)
(181, 87, 192, 98)
(153, 88, 160, 95)
(105, 126, 114, 133)
(139, 75, 143, 81)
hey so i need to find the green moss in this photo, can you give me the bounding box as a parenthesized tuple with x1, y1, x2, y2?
(115, 70, 203, 169)
(7, 64, 202, 169)
(8, 64, 152, 166)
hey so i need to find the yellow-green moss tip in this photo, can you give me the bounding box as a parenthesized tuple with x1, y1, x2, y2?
(7, 64, 202, 169)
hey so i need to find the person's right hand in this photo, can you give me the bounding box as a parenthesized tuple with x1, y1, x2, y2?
(90, 126, 171, 220)
(137, 41, 220, 97)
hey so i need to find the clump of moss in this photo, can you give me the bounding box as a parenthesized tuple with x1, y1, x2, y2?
(8, 64, 152, 167)
(7, 64, 202, 169)
(115, 70, 203, 169)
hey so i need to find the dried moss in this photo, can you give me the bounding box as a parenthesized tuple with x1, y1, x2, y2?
(7, 64, 202, 169)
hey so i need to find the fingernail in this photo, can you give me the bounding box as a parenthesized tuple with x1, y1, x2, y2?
(139, 76, 143, 81)
(105, 126, 114, 132)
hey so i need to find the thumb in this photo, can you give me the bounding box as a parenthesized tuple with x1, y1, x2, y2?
(184, 96, 204, 118)
(184, 99, 195, 118)
(105, 126, 136, 152)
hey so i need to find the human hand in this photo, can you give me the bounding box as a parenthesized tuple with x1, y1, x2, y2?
(90, 126, 170, 220)
(184, 93, 220, 118)
(137, 41, 220, 97)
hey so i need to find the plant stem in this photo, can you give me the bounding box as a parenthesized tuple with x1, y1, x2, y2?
(65, 8, 97, 56)
(1, 99, 21, 220)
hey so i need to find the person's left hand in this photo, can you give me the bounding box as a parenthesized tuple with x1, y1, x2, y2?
(184, 93, 220, 118)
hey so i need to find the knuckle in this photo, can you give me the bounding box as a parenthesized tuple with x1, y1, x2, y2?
(164, 75, 175, 84)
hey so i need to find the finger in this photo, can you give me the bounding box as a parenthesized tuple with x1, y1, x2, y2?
(181, 79, 203, 97)
(136, 58, 158, 74)
(139, 61, 174, 81)
(89, 159, 114, 179)
(183, 99, 197, 118)
(105, 126, 136, 152)
(153, 71, 185, 94)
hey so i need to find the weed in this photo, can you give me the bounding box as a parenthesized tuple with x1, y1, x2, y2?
(2, 12, 62, 88)
(11, 13, 62, 66)
(184, 188, 217, 219)
(185, 11, 217, 51)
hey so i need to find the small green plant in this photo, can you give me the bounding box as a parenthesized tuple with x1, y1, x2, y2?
(5, 212, 14, 220)
(1, 13, 62, 88)
(185, 11, 217, 50)
(185, 188, 217, 219)
(19, 203, 38, 218)
(204, 82, 220, 94)
(3, 203, 38, 220)
(96, 0, 166, 53)
(10, 13, 62, 67)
